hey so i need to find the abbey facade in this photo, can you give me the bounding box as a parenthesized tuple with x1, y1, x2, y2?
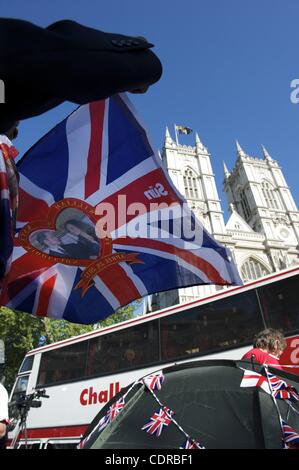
(152, 128, 299, 310)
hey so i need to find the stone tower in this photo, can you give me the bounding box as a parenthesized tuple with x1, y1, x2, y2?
(223, 142, 299, 275)
(151, 132, 299, 311)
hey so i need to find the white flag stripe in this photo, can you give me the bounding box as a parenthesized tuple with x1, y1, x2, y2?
(86, 157, 157, 205)
(93, 276, 121, 311)
(113, 243, 210, 283)
(118, 261, 148, 297)
(112, 204, 231, 282)
(7, 272, 46, 309)
(16, 221, 27, 230)
(64, 104, 91, 200)
(93, 99, 110, 194)
(12, 247, 27, 262)
(1, 189, 9, 199)
(19, 173, 55, 207)
(32, 267, 58, 315)
(111, 206, 231, 278)
(240, 370, 271, 394)
(47, 265, 79, 319)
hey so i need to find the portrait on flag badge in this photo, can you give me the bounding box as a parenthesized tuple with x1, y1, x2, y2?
(29, 207, 101, 261)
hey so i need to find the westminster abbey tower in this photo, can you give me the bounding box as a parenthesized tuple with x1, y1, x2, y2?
(153, 128, 299, 310)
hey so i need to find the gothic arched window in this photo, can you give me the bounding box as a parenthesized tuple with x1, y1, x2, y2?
(241, 258, 270, 282)
(262, 181, 280, 210)
(239, 189, 251, 221)
(183, 169, 199, 200)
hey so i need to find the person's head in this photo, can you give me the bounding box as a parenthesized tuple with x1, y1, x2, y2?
(3, 121, 19, 140)
(124, 348, 135, 363)
(254, 328, 286, 358)
(64, 219, 84, 236)
(36, 231, 60, 248)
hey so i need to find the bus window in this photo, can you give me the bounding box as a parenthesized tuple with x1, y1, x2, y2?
(37, 341, 88, 386)
(11, 375, 29, 401)
(18, 442, 42, 449)
(257, 275, 299, 334)
(19, 356, 34, 373)
(44, 440, 78, 449)
(86, 321, 159, 376)
(9, 375, 30, 428)
(160, 290, 264, 360)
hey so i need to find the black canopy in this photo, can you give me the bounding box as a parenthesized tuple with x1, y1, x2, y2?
(80, 359, 299, 449)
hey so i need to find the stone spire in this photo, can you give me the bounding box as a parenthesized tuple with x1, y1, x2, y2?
(236, 140, 246, 158)
(195, 132, 207, 153)
(223, 161, 230, 179)
(261, 144, 273, 161)
(164, 126, 173, 146)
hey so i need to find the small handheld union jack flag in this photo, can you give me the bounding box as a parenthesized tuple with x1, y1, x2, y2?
(142, 371, 165, 391)
(142, 407, 174, 437)
(180, 437, 205, 449)
(281, 420, 299, 449)
(106, 397, 125, 423)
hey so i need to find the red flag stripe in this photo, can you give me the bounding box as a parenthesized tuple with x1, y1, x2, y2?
(100, 168, 180, 230)
(35, 274, 57, 317)
(113, 237, 227, 285)
(0, 171, 8, 190)
(2, 253, 53, 301)
(18, 188, 50, 222)
(85, 101, 105, 199)
(99, 264, 141, 306)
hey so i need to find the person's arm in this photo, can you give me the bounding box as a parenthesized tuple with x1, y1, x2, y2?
(0, 421, 6, 439)
(0, 384, 9, 439)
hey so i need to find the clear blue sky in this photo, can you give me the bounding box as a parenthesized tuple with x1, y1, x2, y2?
(2, 0, 299, 221)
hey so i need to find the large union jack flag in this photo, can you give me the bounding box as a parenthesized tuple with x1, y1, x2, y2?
(0, 94, 241, 324)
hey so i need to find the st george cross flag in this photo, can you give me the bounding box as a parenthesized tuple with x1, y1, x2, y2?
(0, 94, 241, 324)
(240, 369, 271, 394)
(0, 135, 19, 283)
(241, 368, 299, 402)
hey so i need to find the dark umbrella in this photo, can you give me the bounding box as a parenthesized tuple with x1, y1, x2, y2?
(80, 359, 299, 449)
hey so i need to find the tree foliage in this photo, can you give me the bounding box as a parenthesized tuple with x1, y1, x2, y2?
(0, 302, 138, 392)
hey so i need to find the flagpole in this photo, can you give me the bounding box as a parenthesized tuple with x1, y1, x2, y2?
(174, 124, 179, 145)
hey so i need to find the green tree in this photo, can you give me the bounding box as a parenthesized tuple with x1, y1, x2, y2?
(0, 307, 45, 391)
(0, 302, 138, 392)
